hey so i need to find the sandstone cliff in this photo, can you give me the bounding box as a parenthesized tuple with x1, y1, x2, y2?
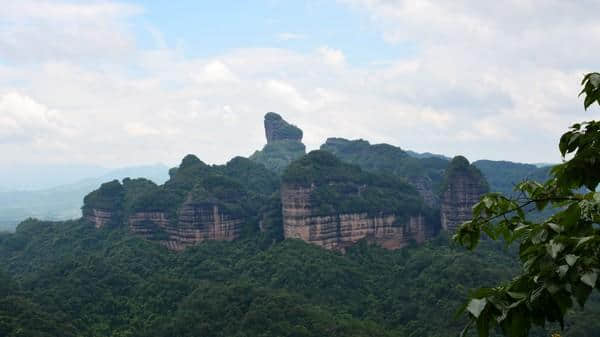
(128, 201, 242, 251)
(81, 180, 124, 228)
(282, 183, 430, 250)
(83, 208, 116, 229)
(281, 151, 434, 251)
(440, 156, 489, 232)
(82, 156, 277, 250)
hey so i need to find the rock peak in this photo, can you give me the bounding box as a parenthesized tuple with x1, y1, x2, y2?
(264, 112, 303, 144)
(440, 156, 489, 232)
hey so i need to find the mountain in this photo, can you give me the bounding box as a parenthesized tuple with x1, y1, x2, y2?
(0, 163, 110, 191)
(473, 160, 552, 197)
(405, 150, 451, 160)
(281, 150, 436, 250)
(440, 156, 489, 232)
(249, 112, 306, 174)
(320, 138, 449, 208)
(81, 114, 486, 251)
(0, 164, 169, 232)
(2, 112, 599, 336)
(83, 156, 280, 250)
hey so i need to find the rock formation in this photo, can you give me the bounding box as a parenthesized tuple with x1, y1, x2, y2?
(83, 208, 116, 229)
(250, 112, 306, 173)
(282, 184, 430, 250)
(81, 180, 124, 228)
(408, 175, 439, 209)
(82, 156, 279, 250)
(440, 156, 489, 232)
(128, 202, 242, 251)
(281, 151, 434, 251)
(264, 112, 303, 144)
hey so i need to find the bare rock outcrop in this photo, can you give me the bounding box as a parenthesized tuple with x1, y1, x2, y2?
(83, 208, 116, 229)
(81, 180, 124, 229)
(264, 112, 303, 144)
(440, 156, 489, 232)
(128, 202, 242, 251)
(282, 183, 431, 251)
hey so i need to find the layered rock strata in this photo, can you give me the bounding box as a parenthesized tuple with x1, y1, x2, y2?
(440, 156, 489, 232)
(83, 208, 115, 229)
(282, 184, 430, 250)
(408, 176, 439, 209)
(128, 203, 242, 251)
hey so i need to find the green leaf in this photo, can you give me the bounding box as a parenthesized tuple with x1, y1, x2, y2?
(576, 236, 594, 248)
(467, 298, 487, 318)
(483, 196, 493, 209)
(565, 254, 579, 266)
(581, 271, 598, 288)
(589, 73, 600, 88)
(547, 240, 564, 259)
(531, 230, 548, 244)
(557, 265, 569, 278)
(546, 222, 562, 233)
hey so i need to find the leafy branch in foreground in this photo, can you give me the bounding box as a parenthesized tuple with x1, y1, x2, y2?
(454, 73, 600, 337)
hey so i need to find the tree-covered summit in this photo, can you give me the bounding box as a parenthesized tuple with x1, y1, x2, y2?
(320, 137, 449, 192)
(283, 150, 426, 217)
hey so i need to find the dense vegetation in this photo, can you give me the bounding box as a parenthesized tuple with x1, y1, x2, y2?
(282, 150, 428, 218)
(249, 139, 306, 174)
(441, 156, 489, 195)
(320, 138, 449, 192)
(473, 160, 551, 197)
(2, 218, 600, 337)
(83, 155, 281, 225)
(455, 73, 600, 336)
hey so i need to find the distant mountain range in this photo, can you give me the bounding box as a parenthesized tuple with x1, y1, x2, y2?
(0, 165, 169, 232)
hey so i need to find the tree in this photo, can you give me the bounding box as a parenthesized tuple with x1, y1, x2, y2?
(455, 72, 600, 337)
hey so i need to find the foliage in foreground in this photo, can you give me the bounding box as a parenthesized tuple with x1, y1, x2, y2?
(455, 73, 600, 337)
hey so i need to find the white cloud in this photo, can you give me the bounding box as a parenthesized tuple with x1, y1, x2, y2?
(317, 47, 346, 68)
(0, 0, 141, 64)
(264, 80, 311, 112)
(0, 1, 597, 167)
(0, 91, 73, 143)
(192, 61, 239, 84)
(124, 123, 161, 137)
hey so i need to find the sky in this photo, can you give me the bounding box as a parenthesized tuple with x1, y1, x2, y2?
(0, 0, 598, 168)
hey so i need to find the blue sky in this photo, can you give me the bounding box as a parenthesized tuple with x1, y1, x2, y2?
(130, 1, 414, 65)
(0, 1, 598, 167)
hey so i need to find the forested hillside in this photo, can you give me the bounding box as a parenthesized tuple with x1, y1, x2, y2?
(1, 219, 599, 337)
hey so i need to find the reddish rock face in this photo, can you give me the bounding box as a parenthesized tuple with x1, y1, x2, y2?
(440, 157, 488, 232)
(408, 175, 439, 209)
(83, 208, 115, 229)
(282, 184, 431, 251)
(128, 202, 242, 251)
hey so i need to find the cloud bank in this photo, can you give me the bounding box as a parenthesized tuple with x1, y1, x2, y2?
(0, 0, 596, 167)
